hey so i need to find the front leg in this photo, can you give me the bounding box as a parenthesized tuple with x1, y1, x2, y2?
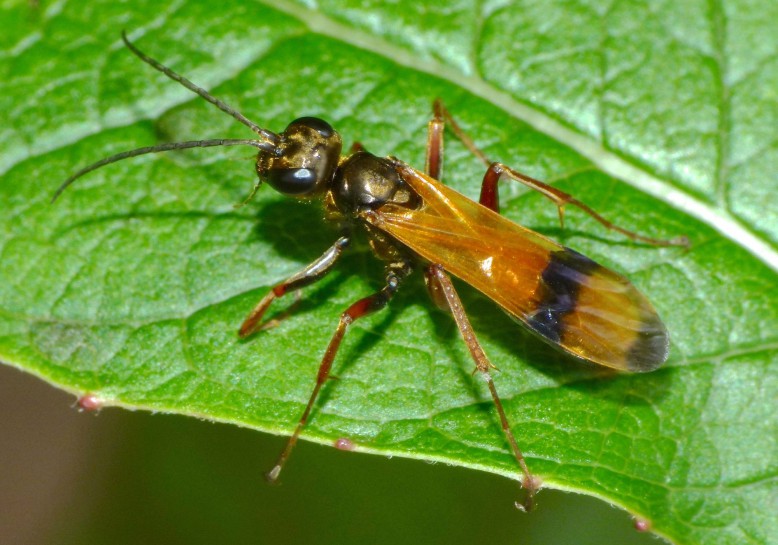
(239, 236, 350, 337)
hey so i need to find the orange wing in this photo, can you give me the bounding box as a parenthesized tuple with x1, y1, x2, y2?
(363, 163, 668, 372)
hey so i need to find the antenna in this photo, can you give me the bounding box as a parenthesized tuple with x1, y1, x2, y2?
(121, 31, 280, 145)
(53, 33, 283, 202)
(52, 138, 275, 203)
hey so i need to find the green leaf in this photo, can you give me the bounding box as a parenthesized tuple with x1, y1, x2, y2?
(1, 2, 776, 544)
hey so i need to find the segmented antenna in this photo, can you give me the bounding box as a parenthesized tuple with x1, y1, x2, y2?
(52, 32, 283, 202)
(121, 31, 279, 145)
(52, 139, 274, 203)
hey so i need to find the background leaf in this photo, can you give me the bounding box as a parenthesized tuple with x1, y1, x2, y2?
(1, 2, 776, 545)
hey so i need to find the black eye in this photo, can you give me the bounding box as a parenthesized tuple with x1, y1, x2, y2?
(290, 117, 334, 138)
(267, 167, 318, 195)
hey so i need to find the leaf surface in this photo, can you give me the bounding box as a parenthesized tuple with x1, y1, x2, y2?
(1, 2, 776, 544)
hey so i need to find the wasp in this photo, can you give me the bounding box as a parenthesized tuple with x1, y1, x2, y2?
(54, 32, 687, 511)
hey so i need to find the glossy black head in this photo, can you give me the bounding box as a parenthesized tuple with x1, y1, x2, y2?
(257, 117, 343, 199)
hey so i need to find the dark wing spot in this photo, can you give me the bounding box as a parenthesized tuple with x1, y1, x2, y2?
(527, 248, 600, 343)
(626, 313, 670, 372)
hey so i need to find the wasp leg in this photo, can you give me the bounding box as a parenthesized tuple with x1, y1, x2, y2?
(349, 141, 367, 154)
(432, 100, 687, 247)
(425, 100, 446, 181)
(238, 236, 350, 337)
(422, 104, 456, 313)
(266, 266, 411, 483)
(480, 162, 687, 246)
(425, 263, 540, 511)
(428, 99, 499, 211)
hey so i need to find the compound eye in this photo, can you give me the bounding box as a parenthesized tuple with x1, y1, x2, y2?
(266, 167, 319, 196)
(289, 117, 335, 138)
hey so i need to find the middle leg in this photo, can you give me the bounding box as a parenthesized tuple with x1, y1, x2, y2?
(266, 264, 412, 483)
(426, 98, 499, 213)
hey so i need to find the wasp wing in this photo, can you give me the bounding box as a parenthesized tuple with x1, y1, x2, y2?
(364, 164, 668, 372)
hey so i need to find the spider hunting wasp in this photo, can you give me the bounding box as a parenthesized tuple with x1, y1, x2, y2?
(54, 31, 687, 511)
